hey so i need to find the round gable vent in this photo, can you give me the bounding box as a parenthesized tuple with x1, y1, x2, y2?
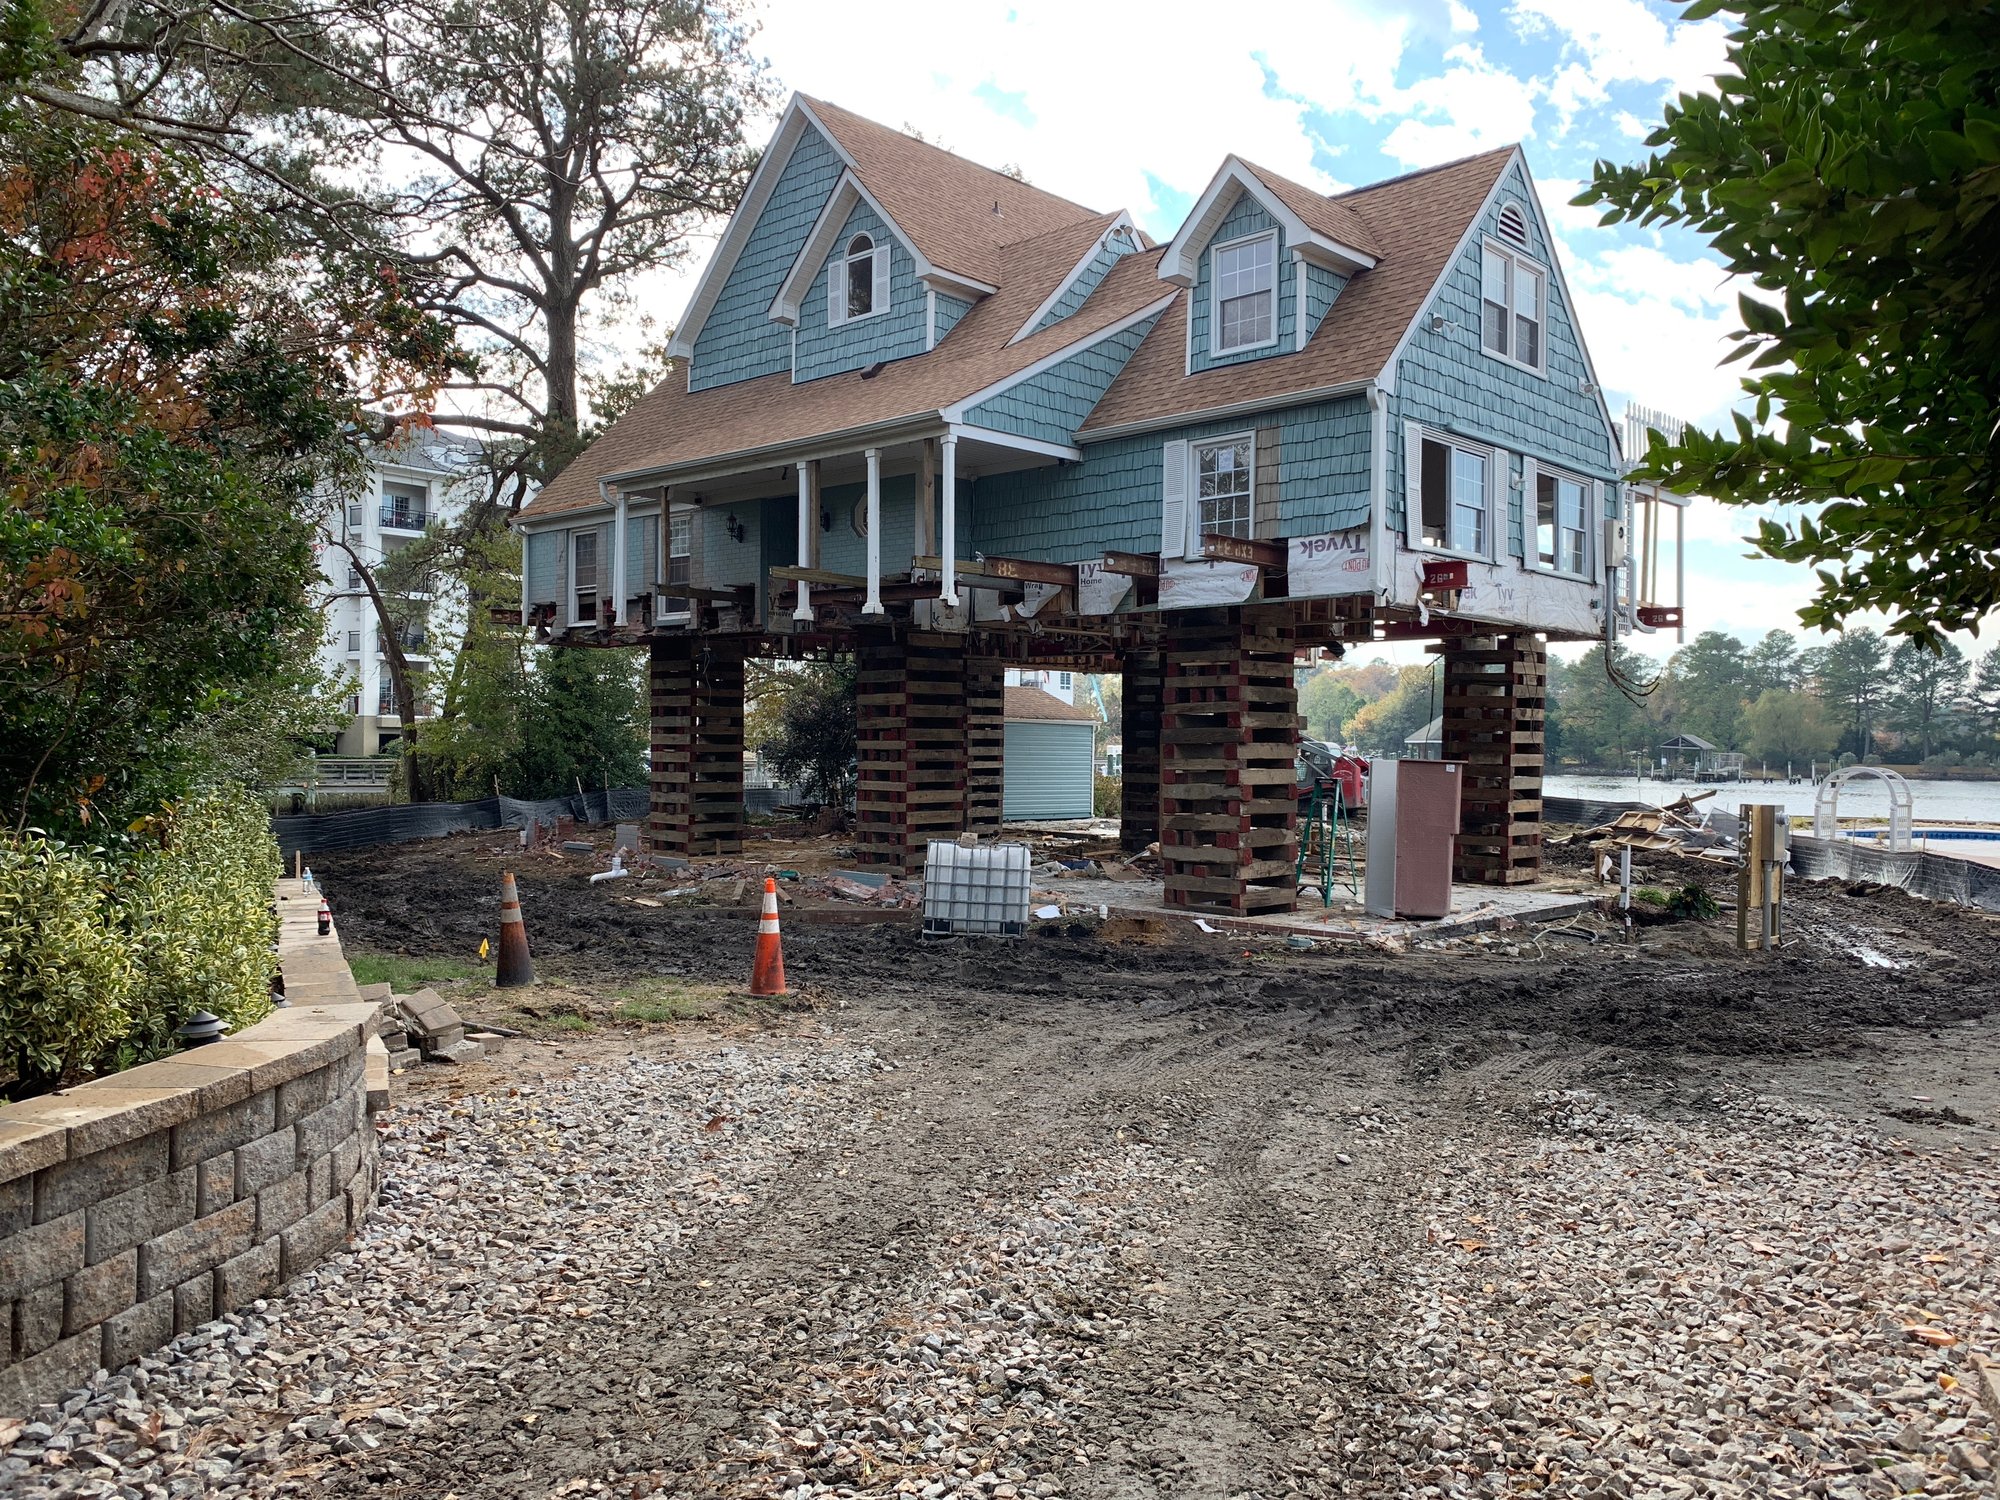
(1497, 202, 1531, 248)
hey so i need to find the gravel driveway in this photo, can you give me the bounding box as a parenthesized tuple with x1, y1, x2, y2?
(5, 838, 1997, 1499)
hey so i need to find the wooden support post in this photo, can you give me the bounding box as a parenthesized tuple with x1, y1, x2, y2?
(1158, 611, 1299, 916)
(647, 638, 744, 858)
(853, 629, 971, 873)
(966, 655, 1004, 835)
(1120, 648, 1163, 853)
(1437, 633, 1546, 885)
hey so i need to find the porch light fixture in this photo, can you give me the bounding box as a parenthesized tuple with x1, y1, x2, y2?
(726, 512, 746, 543)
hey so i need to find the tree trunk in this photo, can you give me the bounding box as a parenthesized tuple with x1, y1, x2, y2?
(335, 539, 429, 801)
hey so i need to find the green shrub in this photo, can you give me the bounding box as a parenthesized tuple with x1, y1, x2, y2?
(121, 793, 279, 1063)
(1633, 886, 1670, 907)
(0, 789, 279, 1094)
(1667, 883, 1721, 920)
(1093, 773, 1122, 820)
(0, 837, 138, 1096)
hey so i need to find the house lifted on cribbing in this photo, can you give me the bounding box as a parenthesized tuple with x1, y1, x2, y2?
(513, 95, 1683, 914)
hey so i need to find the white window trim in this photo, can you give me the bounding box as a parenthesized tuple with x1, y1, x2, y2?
(827, 234, 890, 330)
(1526, 460, 1597, 579)
(1479, 236, 1548, 378)
(658, 506, 694, 624)
(1208, 229, 1280, 357)
(1411, 428, 1501, 564)
(1189, 430, 1257, 552)
(569, 529, 601, 628)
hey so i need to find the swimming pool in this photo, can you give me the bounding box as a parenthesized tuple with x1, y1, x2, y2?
(1846, 827, 2000, 844)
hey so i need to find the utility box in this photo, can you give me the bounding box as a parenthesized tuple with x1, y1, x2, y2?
(922, 840, 1030, 935)
(1364, 759, 1463, 919)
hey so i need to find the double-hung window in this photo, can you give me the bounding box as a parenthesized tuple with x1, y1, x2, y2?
(1481, 241, 1545, 374)
(664, 510, 692, 615)
(1194, 436, 1254, 540)
(1212, 232, 1276, 353)
(1536, 470, 1591, 576)
(571, 530, 599, 626)
(1416, 433, 1492, 556)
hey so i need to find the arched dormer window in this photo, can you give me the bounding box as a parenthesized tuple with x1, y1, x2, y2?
(830, 231, 887, 327)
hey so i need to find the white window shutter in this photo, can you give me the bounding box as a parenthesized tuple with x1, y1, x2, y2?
(827, 259, 843, 327)
(1402, 421, 1424, 548)
(873, 245, 890, 315)
(1519, 457, 1539, 571)
(1487, 451, 1505, 560)
(1160, 439, 1188, 559)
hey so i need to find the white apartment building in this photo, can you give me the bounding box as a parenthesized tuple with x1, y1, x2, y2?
(315, 428, 490, 756)
(1004, 667, 1077, 705)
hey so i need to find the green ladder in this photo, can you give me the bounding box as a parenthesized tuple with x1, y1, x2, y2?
(1296, 779, 1361, 907)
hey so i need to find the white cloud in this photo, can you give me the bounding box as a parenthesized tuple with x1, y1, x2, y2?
(1447, 0, 1481, 31)
(1614, 110, 1650, 140)
(1507, 0, 1730, 105)
(1378, 43, 1540, 166)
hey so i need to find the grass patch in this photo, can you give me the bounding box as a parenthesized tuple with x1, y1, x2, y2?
(1633, 886, 1671, 907)
(610, 976, 733, 1024)
(546, 1013, 595, 1032)
(346, 951, 484, 992)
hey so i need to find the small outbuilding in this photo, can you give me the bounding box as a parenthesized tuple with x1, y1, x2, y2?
(1406, 716, 1444, 760)
(1003, 686, 1098, 821)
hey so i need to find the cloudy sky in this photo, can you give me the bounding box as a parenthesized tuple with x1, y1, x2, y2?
(642, 0, 1969, 661)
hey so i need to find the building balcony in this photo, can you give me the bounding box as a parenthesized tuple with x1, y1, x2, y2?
(379, 504, 429, 531)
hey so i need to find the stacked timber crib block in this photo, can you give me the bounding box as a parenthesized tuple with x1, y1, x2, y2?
(855, 631, 986, 873)
(649, 638, 745, 857)
(964, 656, 1005, 837)
(0, 880, 386, 1414)
(1437, 633, 1547, 885)
(1159, 614, 1301, 916)
(1120, 649, 1164, 854)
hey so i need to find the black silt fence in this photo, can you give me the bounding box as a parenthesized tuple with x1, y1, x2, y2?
(273, 788, 651, 859)
(1545, 796, 2000, 911)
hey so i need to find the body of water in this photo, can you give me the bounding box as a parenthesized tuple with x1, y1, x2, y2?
(1545, 773, 2000, 827)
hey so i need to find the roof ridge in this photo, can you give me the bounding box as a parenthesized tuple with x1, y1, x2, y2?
(1329, 144, 1518, 201)
(998, 207, 1124, 252)
(799, 94, 1097, 218)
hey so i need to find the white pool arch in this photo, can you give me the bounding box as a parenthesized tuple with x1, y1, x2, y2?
(1812, 766, 1915, 851)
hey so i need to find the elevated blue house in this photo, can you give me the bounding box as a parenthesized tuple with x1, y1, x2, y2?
(517, 96, 1679, 910)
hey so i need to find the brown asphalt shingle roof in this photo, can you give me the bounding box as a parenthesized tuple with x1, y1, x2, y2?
(524, 243, 1173, 519)
(1237, 160, 1385, 259)
(1003, 685, 1097, 722)
(1080, 147, 1514, 434)
(802, 96, 1103, 286)
(520, 106, 1518, 521)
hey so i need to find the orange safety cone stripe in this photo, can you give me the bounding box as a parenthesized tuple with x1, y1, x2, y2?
(749, 875, 787, 997)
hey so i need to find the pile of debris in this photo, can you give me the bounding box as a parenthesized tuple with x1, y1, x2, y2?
(1557, 792, 1737, 865)
(358, 982, 493, 1071)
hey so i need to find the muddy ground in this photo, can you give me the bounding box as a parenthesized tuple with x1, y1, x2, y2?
(295, 829, 2000, 1498)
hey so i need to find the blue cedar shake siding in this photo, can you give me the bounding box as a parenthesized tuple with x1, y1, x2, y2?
(701, 500, 764, 589)
(795, 201, 930, 383)
(1301, 263, 1347, 345)
(968, 399, 1368, 563)
(1278, 398, 1373, 535)
(961, 315, 1163, 446)
(1031, 234, 1139, 335)
(1387, 158, 1619, 550)
(690, 125, 843, 393)
(624, 511, 657, 598)
(818, 474, 920, 578)
(934, 293, 974, 344)
(1189, 192, 1295, 374)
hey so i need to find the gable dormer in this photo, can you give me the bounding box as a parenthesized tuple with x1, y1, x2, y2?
(1160, 159, 1380, 374)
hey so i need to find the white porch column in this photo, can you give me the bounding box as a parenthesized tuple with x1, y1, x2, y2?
(794, 461, 814, 622)
(863, 446, 884, 617)
(611, 488, 629, 626)
(940, 430, 960, 607)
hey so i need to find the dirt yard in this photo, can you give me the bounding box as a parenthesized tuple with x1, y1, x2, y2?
(9, 829, 1999, 1500)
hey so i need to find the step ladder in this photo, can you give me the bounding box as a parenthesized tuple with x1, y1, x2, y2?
(1296, 779, 1360, 907)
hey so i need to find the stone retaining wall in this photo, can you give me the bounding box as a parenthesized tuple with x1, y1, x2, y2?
(0, 880, 383, 1414)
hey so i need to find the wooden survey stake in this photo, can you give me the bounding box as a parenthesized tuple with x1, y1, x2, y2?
(1736, 803, 1786, 951)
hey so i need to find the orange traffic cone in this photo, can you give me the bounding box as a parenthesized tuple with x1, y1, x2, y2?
(496, 871, 535, 987)
(749, 876, 786, 996)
